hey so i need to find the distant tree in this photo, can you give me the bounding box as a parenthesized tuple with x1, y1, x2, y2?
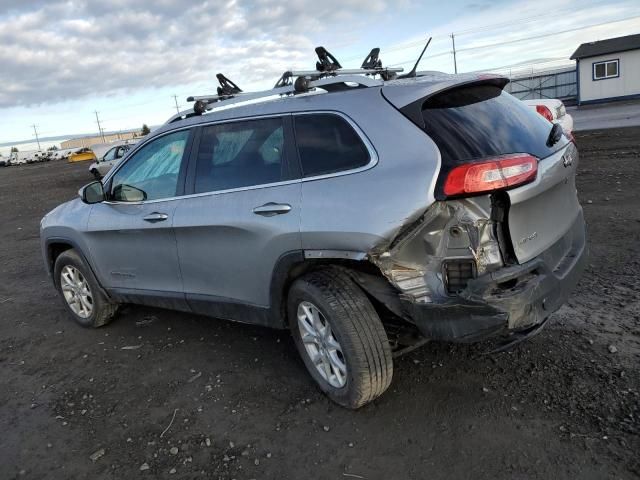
(47, 145, 59, 151)
(11, 146, 18, 152)
(141, 124, 151, 136)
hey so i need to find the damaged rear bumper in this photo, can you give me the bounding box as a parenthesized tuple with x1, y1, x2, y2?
(402, 211, 587, 342)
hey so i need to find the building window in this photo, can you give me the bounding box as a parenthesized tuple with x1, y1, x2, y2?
(593, 59, 619, 80)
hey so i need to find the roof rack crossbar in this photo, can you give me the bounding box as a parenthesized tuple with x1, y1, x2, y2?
(166, 44, 412, 124)
(290, 67, 403, 78)
(166, 74, 386, 124)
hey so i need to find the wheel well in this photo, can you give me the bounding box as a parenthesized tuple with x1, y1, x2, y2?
(47, 242, 73, 273)
(272, 256, 386, 328)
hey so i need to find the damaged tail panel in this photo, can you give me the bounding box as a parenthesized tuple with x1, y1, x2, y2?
(370, 195, 504, 303)
(365, 190, 586, 342)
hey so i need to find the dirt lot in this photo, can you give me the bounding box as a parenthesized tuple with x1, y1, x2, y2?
(1, 128, 638, 480)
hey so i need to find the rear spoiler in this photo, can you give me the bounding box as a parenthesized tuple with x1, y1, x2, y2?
(382, 74, 509, 129)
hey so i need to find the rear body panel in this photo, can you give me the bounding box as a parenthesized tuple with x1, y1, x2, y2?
(508, 143, 581, 263)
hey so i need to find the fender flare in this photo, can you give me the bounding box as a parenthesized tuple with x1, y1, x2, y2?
(268, 249, 369, 328)
(44, 237, 112, 300)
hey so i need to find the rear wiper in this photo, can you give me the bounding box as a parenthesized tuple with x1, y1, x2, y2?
(546, 123, 563, 147)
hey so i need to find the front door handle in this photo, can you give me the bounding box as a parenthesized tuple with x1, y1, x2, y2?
(252, 203, 292, 217)
(143, 212, 169, 223)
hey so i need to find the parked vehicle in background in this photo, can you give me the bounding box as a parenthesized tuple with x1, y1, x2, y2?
(68, 148, 96, 163)
(9, 150, 37, 165)
(89, 143, 136, 179)
(55, 148, 78, 161)
(522, 99, 574, 134)
(41, 63, 586, 409)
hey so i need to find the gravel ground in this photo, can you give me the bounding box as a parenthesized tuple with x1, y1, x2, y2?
(0, 127, 638, 480)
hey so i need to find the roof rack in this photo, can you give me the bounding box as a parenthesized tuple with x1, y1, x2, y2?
(166, 44, 416, 124)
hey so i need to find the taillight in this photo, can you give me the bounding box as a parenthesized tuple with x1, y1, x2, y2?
(535, 105, 554, 122)
(443, 154, 538, 197)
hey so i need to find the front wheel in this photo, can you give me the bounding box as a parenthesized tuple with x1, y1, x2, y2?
(53, 249, 117, 328)
(288, 268, 393, 409)
(90, 169, 102, 180)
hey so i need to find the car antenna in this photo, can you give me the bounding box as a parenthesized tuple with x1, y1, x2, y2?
(398, 37, 432, 79)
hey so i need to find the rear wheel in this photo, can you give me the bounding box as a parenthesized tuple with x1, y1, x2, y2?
(288, 268, 393, 409)
(53, 249, 117, 328)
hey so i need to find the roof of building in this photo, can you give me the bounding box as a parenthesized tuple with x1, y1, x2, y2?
(571, 33, 640, 60)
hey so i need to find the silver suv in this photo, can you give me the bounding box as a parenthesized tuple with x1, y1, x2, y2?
(40, 65, 586, 408)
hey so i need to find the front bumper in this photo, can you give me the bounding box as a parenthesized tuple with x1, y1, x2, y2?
(403, 210, 587, 342)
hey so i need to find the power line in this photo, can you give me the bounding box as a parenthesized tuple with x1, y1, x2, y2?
(344, 11, 639, 68)
(455, 15, 640, 54)
(340, 6, 598, 63)
(389, 14, 640, 69)
(389, 50, 453, 67)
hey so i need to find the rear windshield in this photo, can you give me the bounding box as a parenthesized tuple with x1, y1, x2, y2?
(418, 84, 566, 166)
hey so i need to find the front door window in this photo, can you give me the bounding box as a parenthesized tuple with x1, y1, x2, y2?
(110, 130, 189, 201)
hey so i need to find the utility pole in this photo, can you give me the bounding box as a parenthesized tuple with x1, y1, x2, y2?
(172, 95, 180, 115)
(31, 124, 41, 150)
(94, 111, 106, 142)
(451, 33, 458, 74)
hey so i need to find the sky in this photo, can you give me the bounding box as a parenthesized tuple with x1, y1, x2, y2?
(0, 0, 639, 150)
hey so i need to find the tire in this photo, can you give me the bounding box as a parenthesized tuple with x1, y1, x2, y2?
(288, 268, 393, 409)
(90, 169, 102, 180)
(53, 249, 117, 328)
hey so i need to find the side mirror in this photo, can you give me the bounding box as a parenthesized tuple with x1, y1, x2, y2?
(80, 181, 105, 204)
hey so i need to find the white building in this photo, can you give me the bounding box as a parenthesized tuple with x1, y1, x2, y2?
(571, 33, 640, 106)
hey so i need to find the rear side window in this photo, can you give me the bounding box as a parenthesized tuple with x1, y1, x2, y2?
(194, 117, 285, 193)
(418, 84, 564, 166)
(294, 114, 370, 177)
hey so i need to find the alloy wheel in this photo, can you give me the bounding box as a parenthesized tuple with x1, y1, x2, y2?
(297, 301, 347, 388)
(60, 265, 93, 319)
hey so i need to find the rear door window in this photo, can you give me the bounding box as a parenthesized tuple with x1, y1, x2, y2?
(194, 117, 286, 193)
(294, 114, 370, 177)
(417, 84, 566, 167)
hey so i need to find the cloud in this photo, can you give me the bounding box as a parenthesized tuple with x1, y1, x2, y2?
(0, 0, 392, 108)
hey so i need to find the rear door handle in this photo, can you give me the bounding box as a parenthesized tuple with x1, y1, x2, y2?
(143, 212, 169, 223)
(252, 203, 292, 217)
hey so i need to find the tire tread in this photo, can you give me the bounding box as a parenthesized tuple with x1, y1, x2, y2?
(291, 267, 393, 408)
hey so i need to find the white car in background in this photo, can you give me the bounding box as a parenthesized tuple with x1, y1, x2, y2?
(522, 99, 574, 135)
(89, 142, 136, 179)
